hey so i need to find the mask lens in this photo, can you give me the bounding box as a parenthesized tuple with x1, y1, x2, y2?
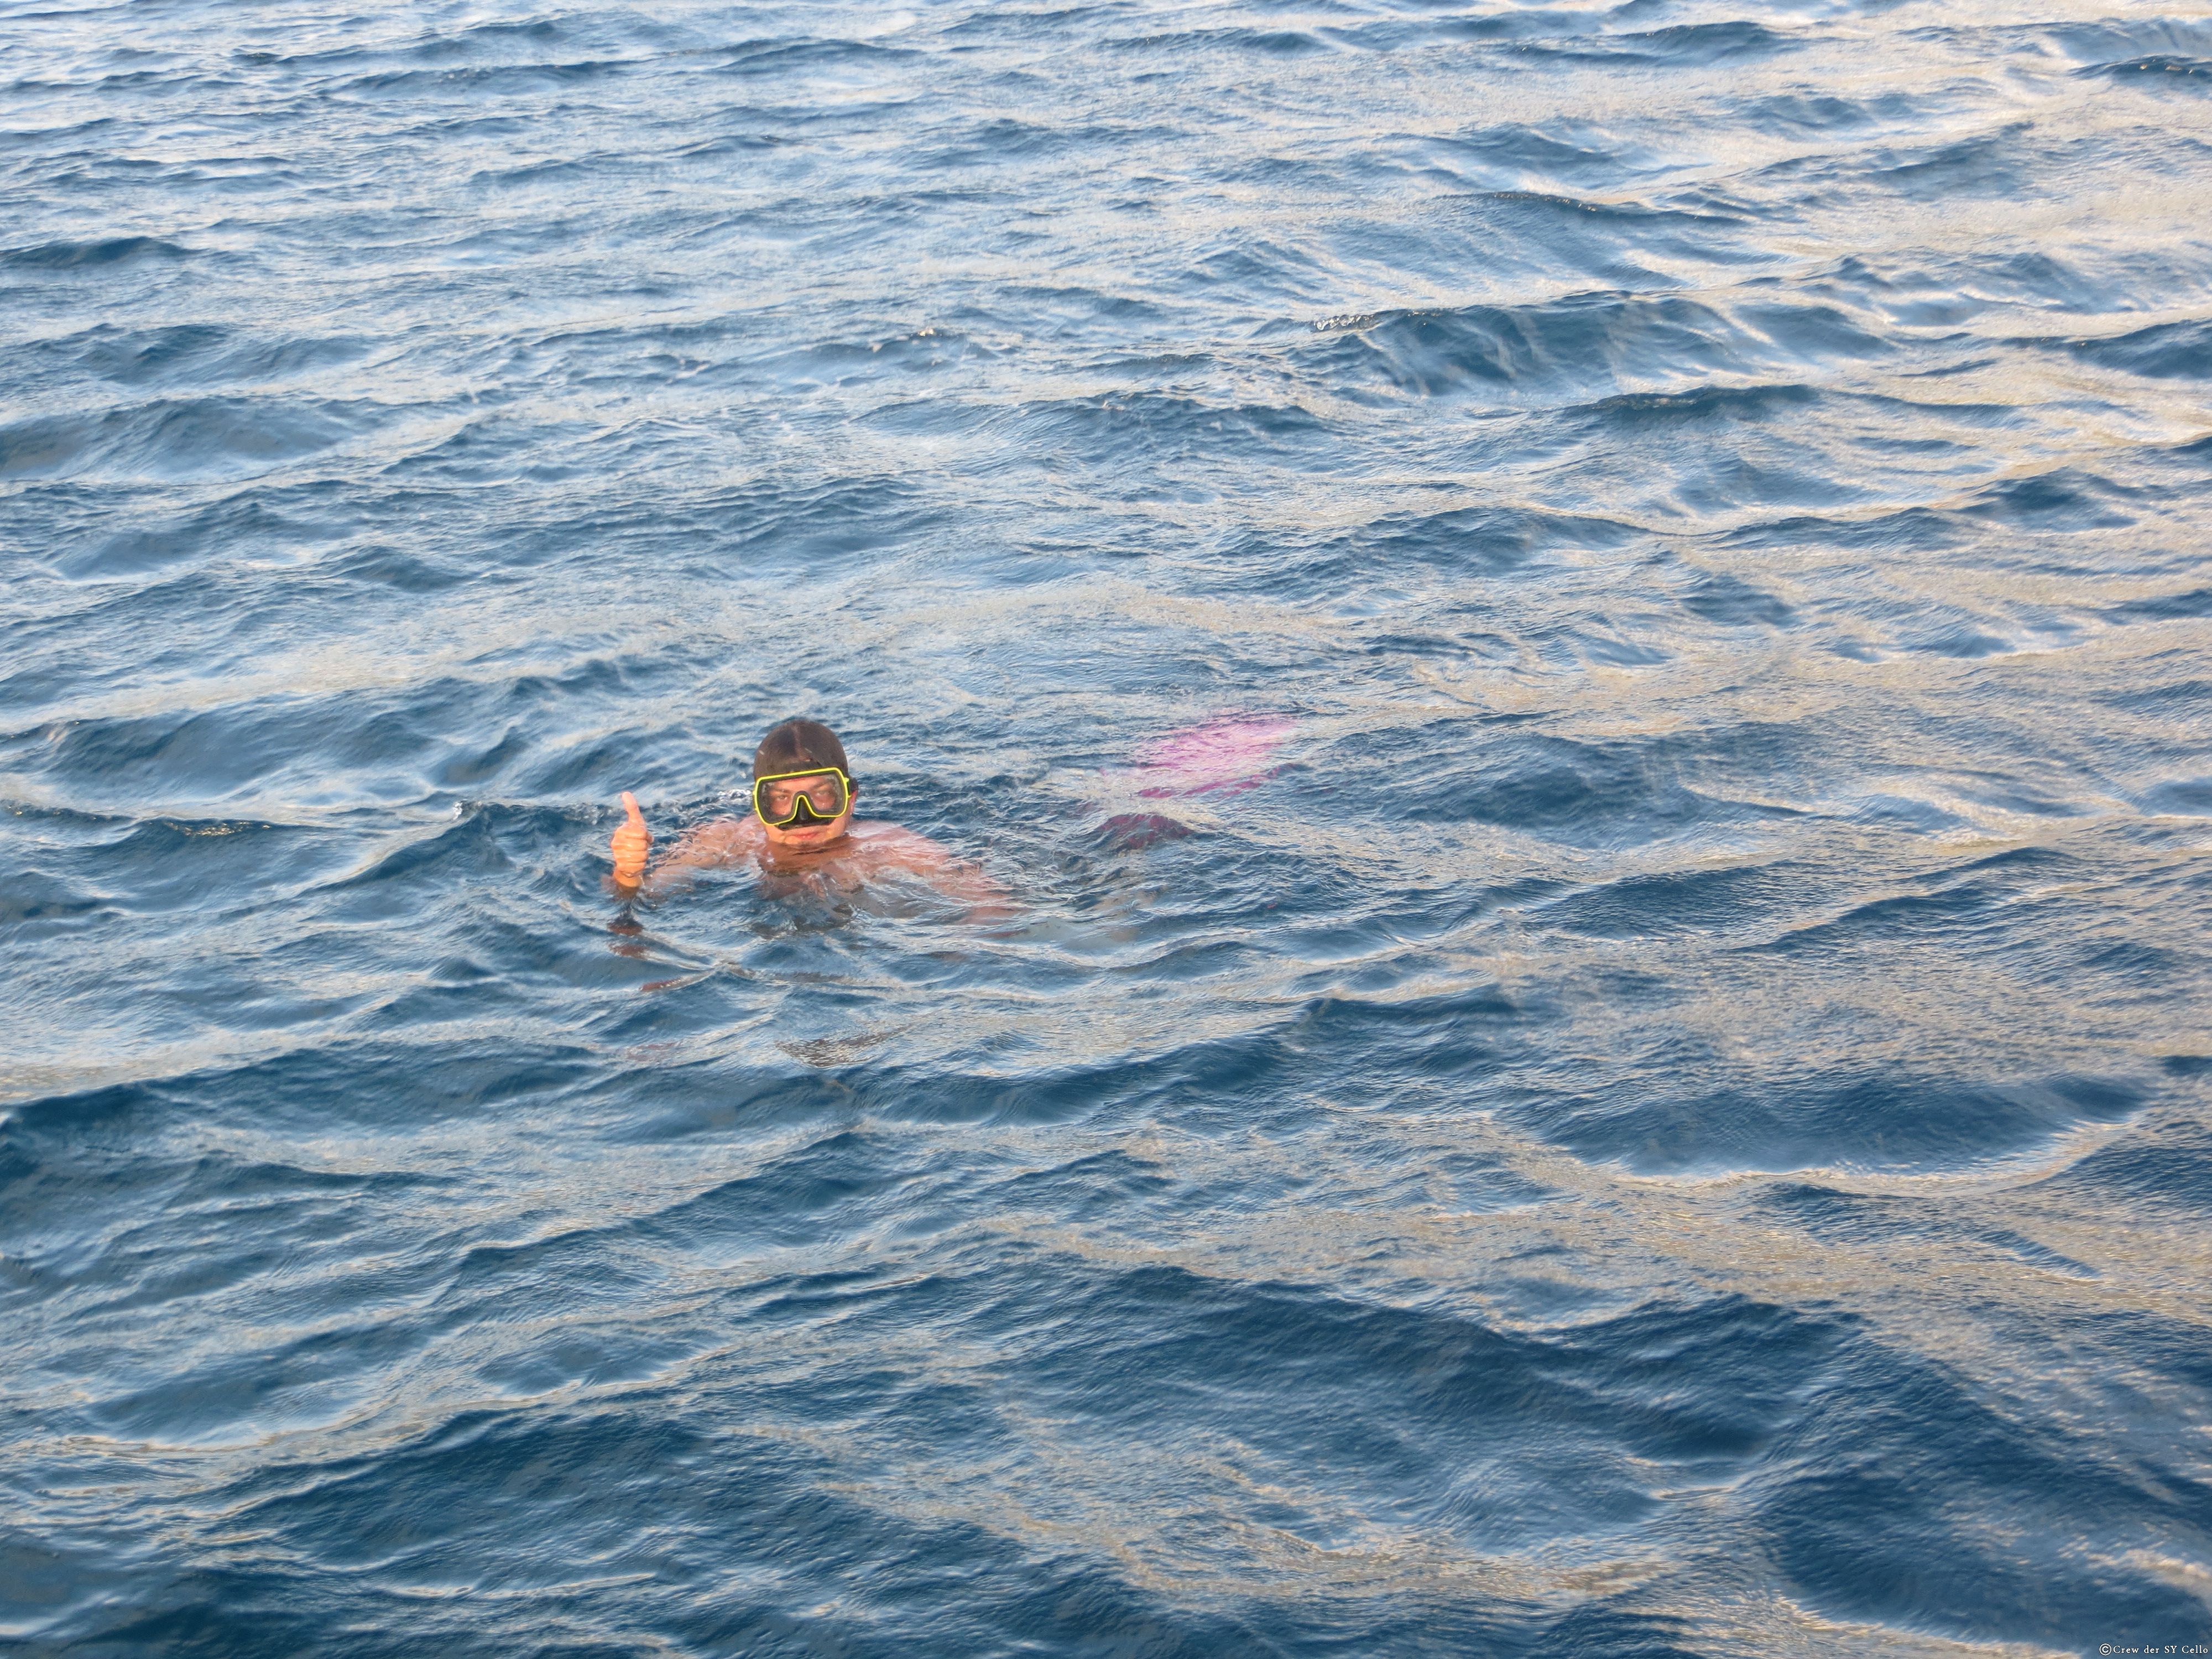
(755, 769, 848, 825)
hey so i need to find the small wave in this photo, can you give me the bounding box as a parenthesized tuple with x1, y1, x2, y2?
(2078, 54, 2212, 82)
(1518, 1070, 2146, 1176)
(2057, 316, 2212, 380)
(1301, 292, 1888, 404)
(2, 236, 191, 270)
(339, 58, 635, 97)
(1105, 26, 1333, 57)
(2046, 15, 2212, 70)
(0, 397, 387, 484)
(1509, 18, 1806, 66)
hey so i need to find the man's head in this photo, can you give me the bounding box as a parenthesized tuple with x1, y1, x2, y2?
(751, 718, 856, 850)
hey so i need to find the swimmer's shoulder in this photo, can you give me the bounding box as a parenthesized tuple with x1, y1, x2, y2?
(669, 814, 763, 862)
(848, 820, 955, 862)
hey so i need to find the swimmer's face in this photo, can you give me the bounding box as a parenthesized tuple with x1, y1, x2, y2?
(755, 768, 854, 852)
(761, 801, 852, 851)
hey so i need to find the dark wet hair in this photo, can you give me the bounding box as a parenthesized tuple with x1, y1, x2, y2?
(753, 718, 852, 780)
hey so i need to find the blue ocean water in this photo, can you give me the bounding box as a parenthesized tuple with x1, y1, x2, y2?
(4, 0, 2211, 1652)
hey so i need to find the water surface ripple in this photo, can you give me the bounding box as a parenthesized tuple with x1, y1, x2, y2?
(4, 0, 2211, 1653)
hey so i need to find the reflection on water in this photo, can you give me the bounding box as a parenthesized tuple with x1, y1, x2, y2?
(3, 0, 2210, 1652)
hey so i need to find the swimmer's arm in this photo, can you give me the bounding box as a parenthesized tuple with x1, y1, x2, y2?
(643, 818, 758, 896)
(607, 810, 756, 902)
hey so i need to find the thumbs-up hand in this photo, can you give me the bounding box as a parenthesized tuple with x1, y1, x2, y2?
(610, 791, 651, 890)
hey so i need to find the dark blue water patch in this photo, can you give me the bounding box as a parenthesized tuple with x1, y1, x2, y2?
(974, 390, 1333, 474)
(2083, 54, 2212, 82)
(1105, 24, 1333, 57)
(58, 322, 374, 389)
(1732, 88, 1940, 139)
(1176, 229, 1344, 299)
(1754, 1345, 2211, 1650)
(85, 1303, 443, 1447)
(717, 324, 1003, 396)
(1322, 7, 1604, 50)
(1304, 292, 1767, 403)
(976, 1146, 1188, 1227)
(1718, 501, 1966, 557)
(1762, 1186, 2099, 1276)
(1512, 1071, 2145, 1176)
(138, 1408, 1266, 1659)
(909, 116, 1174, 173)
(1262, 502, 1641, 595)
(25, 1280, 1840, 1655)
(1414, 126, 1682, 190)
(2027, 1118, 2212, 1213)
(2138, 777, 2212, 817)
(1806, 247, 2133, 322)
(1974, 1228, 2100, 1277)
(1577, 381, 1818, 430)
(2103, 587, 2212, 625)
(1676, 569, 1797, 627)
(1, 236, 193, 270)
(1534, 1606, 1702, 1659)
(709, 35, 931, 80)
(1418, 191, 1771, 281)
(1332, 721, 1797, 848)
(0, 1144, 458, 1307)
(324, 542, 478, 593)
(1749, 845, 2080, 954)
(44, 523, 229, 583)
(367, 410, 636, 486)
(1733, 300, 1898, 365)
(1091, 810, 1196, 851)
(741, 1262, 1846, 1531)
(777, 982, 1524, 1133)
(27, 697, 449, 805)
(1751, 119, 2039, 207)
(1903, 623, 2017, 659)
(591, 1051, 875, 1144)
(912, 1276, 1853, 1585)
(1496, 18, 1807, 67)
(20, 666, 708, 806)
(2098, 677, 2212, 720)
(0, 1040, 607, 1148)
(0, 396, 389, 485)
(12, 813, 357, 921)
(2048, 15, 2212, 69)
(330, 55, 644, 100)
(633, 1129, 920, 1254)
(1538, 861, 1808, 941)
(2064, 1305, 2212, 1426)
(0, 867, 113, 933)
(2059, 316, 2212, 380)
(2072, 934, 2197, 993)
(1457, 1156, 1562, 1217)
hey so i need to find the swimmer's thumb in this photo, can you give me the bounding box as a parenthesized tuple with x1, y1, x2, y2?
(610, 791, 651, 886)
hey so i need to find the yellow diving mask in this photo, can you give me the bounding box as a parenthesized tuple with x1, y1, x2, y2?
(752, 765, 854, 828)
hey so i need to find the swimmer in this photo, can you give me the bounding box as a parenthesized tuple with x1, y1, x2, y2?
(606, 717, 1005, 912)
